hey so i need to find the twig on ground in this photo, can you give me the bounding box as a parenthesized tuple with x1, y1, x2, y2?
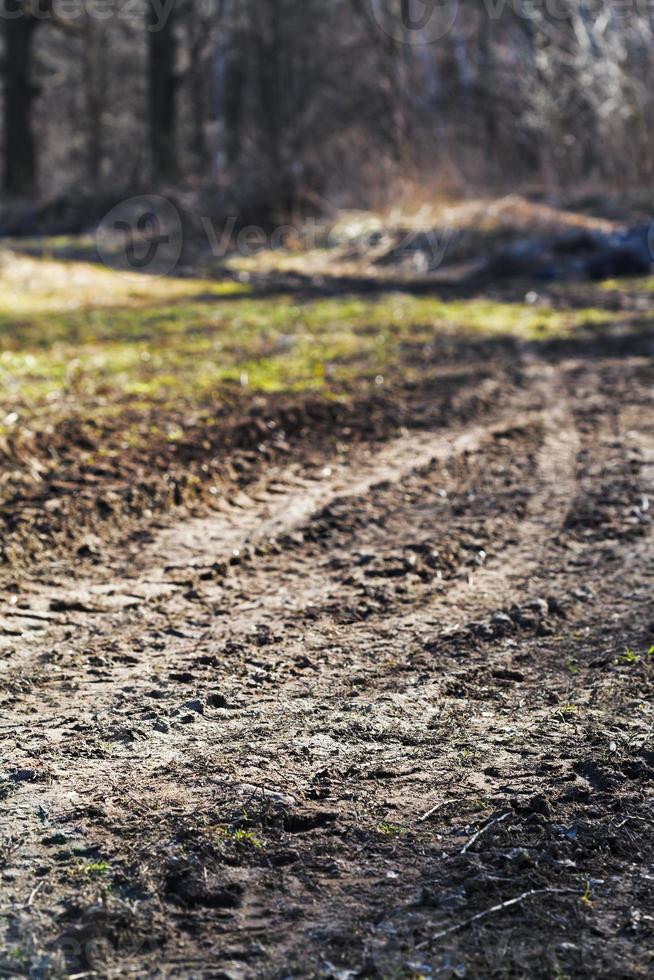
(419, 798, 466, 823)
(428, 887, 577, 943)
(461, 810, 511, 854)
(26, 880, 44, 907)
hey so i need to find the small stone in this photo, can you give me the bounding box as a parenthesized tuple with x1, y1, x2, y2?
(490, 612, 513, 633)
(11, 768, 37, 783)
(526, 598, 549, 617)
(492, 667, 525, 683)
(207, 693, 229, 709)
(76, 535, 102, 558)
(525, 793, 551, 817)
(546, 596, 566, 617)
(41, 833, 69, 846)
(183, 698, 205, 715)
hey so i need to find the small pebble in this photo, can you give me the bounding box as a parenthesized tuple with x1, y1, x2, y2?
(184, 698, 205, 715)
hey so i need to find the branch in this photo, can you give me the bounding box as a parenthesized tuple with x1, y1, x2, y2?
(429, 887, 578, 942)
(461, 810, 510, 854)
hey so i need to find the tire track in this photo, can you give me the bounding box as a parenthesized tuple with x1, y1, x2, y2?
(2, 362, 654, 979)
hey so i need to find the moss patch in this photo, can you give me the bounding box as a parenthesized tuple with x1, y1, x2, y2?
(0, 247, 634, 442)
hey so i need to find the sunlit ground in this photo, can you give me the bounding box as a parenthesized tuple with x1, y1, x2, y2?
(2, 243, 639, 441)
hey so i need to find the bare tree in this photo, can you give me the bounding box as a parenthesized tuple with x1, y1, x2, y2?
(1, 0, 52, 196)
(4, 0, 654, 209)
(148, 0, 178, 181)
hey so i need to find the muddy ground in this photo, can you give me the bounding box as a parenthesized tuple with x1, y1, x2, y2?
(2, 282, 654, 978)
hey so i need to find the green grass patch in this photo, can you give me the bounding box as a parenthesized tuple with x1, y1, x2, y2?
(0, 248, 628, 441)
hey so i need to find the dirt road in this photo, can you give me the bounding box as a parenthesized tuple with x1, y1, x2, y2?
(2, 334, 654, 978)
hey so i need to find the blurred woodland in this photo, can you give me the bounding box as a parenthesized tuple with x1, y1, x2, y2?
(2, 0, 654, 229)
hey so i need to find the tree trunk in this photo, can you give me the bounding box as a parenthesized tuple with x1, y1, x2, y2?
(1, 1, 45, 196)
(148, 5, 178, 181)
(189, 35, 209, 173)
(83, 21, 106, 188)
